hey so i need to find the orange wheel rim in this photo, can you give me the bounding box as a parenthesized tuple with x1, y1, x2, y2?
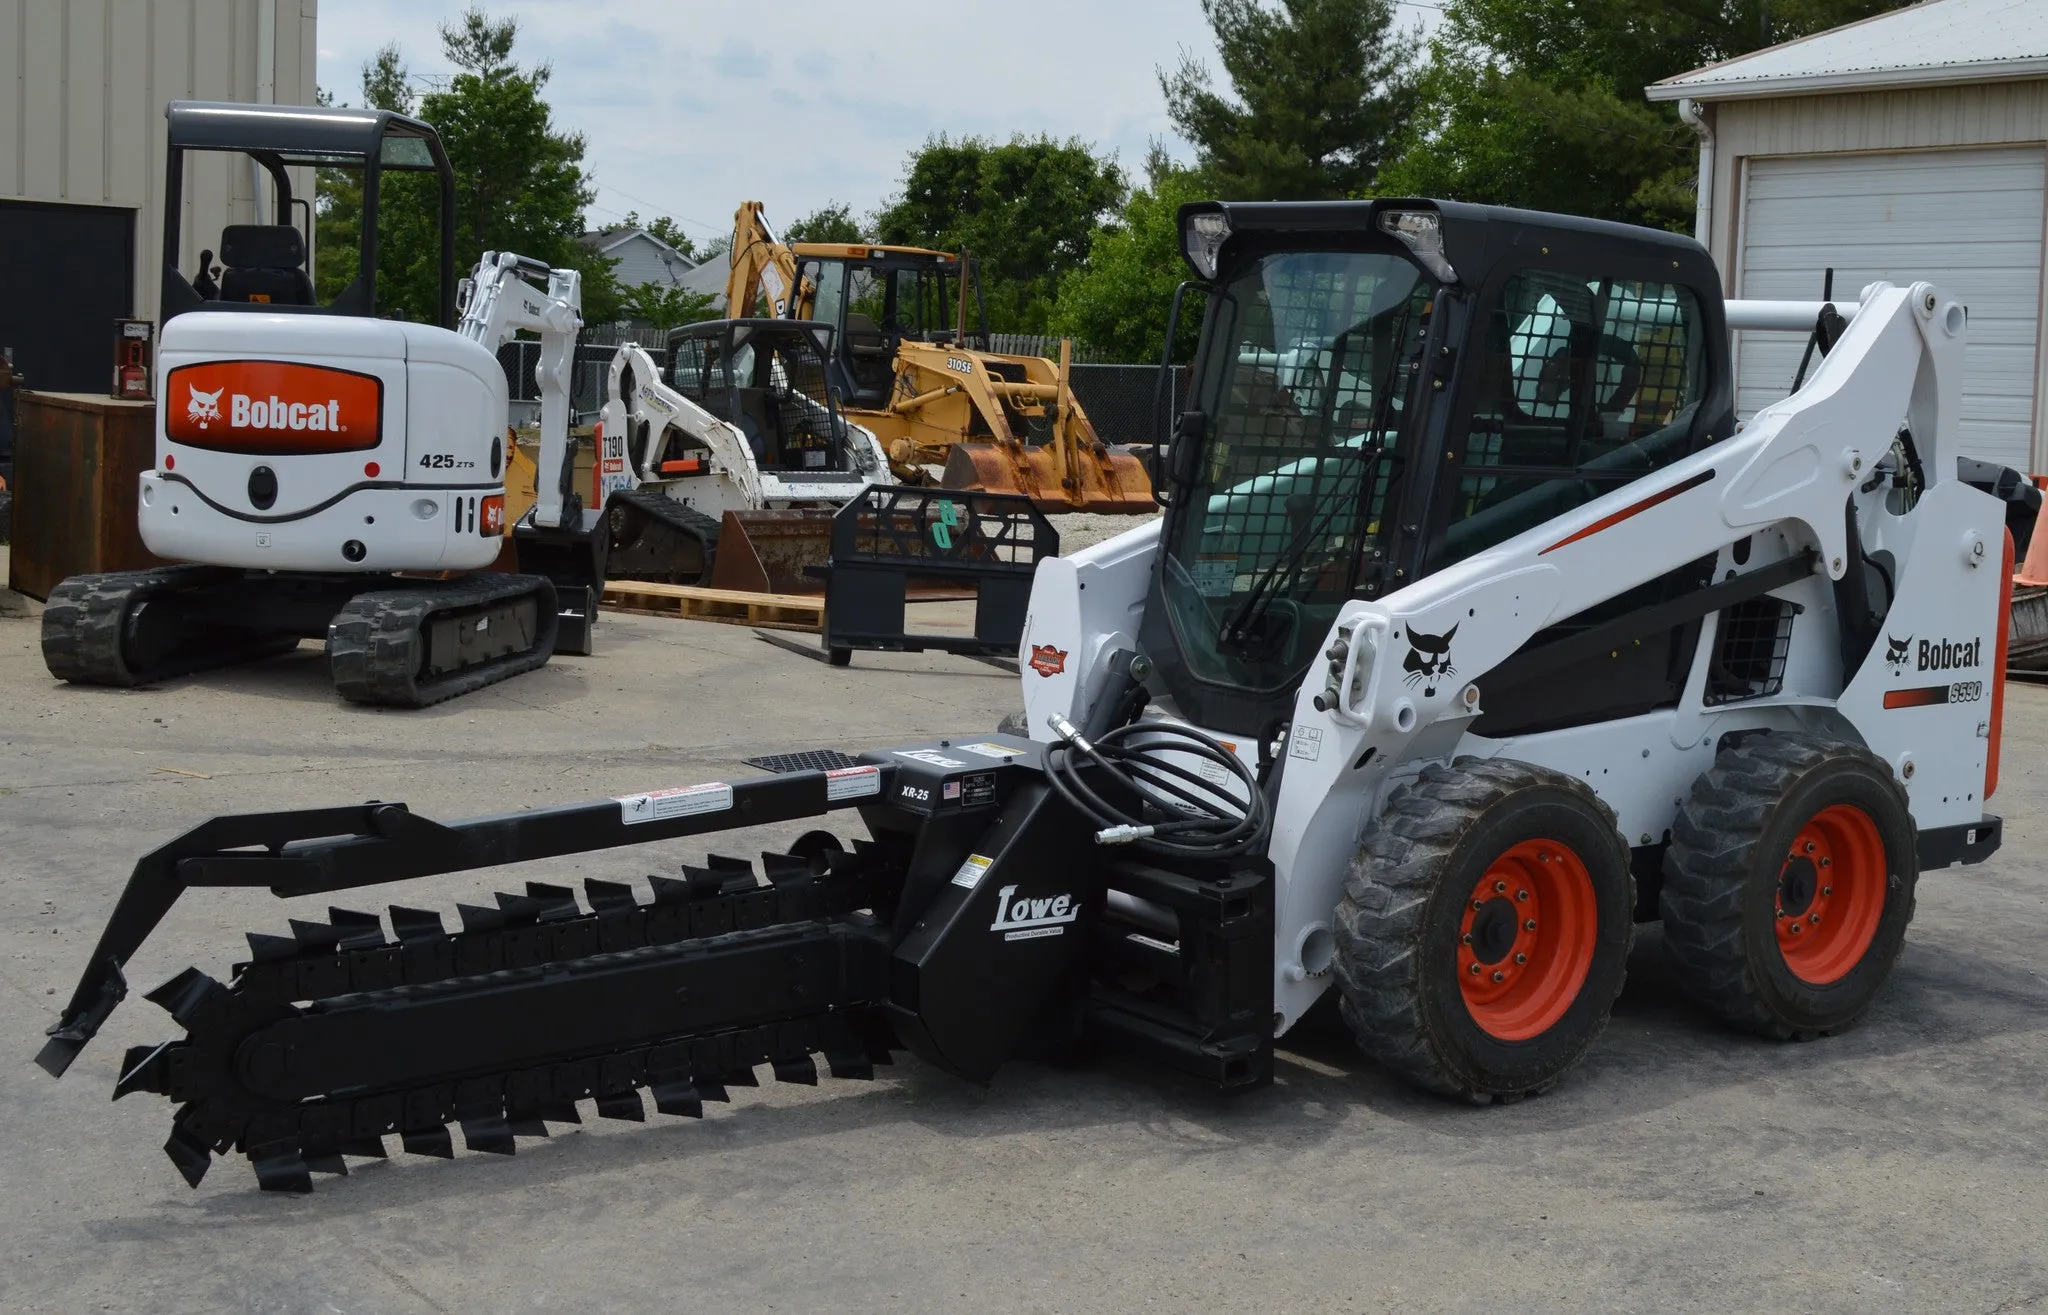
(1776, 803, 1886, 984)
(1457, 838, 1598, 1041)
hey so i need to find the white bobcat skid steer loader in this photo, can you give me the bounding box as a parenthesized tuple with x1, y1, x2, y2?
(1018, 199, 2008, 1094)
(596, 318, 889, 592)
(39, 101, 606, 707)
(34, 199, 2009, 1196)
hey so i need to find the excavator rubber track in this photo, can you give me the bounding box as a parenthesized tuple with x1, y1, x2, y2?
(42, 565, 303, 686)
(327, 573, 560, 709)
(603, 487, 721, 584)
(114, 843, 896, 1192)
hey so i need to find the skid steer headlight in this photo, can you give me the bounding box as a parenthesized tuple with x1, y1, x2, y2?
(1379, 210, 1457, 284)
(1182, 211, 1232, 281)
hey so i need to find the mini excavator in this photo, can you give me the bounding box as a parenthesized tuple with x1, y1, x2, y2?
(39, 101, 606, 706)
(40, 198, 2009, 1191)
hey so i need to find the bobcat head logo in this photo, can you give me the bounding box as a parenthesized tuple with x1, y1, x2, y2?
(186, 385, 223, 428)
(1885, 634, 1912, 670)
(1403, 624, 1458, 698)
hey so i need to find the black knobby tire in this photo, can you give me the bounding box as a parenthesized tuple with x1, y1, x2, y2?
(1660, 734, 1917, 1039)
(1332, 759, 1636, 1102)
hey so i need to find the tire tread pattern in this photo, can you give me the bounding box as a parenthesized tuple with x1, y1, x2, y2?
(1659, 733, 1915, 1040)
(1332, 758, 1634, 1103)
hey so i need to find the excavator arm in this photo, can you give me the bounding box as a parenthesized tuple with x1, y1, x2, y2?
(457, 252, 584, 530)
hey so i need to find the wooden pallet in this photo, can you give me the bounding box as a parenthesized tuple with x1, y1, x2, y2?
(601, 580, 823, 632)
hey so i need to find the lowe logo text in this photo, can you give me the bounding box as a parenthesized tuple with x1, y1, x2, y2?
(990, 884, 1080, 940)
(1918, 636, 1982, 672)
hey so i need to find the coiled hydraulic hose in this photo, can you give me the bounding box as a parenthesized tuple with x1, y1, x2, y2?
(1043, 711, 1271, 860)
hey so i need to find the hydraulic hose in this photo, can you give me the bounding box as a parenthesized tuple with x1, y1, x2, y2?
(1043, 711, 1270, 860)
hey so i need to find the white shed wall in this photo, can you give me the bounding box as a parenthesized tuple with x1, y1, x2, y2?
(0, 0, 320, 321)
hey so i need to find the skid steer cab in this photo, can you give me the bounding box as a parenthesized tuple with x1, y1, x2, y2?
(38, 101, 610, 706)
(37, 198, 2011, 1194)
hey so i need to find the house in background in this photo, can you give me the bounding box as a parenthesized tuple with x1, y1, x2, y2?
(578, 225, 698, 292)
(1648, 0, 2048, 474)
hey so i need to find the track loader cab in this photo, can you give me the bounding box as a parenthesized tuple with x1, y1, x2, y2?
(1140, 199, 1736, 739)
(664, 319, 850, 473)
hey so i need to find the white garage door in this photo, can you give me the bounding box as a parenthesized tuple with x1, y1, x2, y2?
(1737, 146, 2046, 473)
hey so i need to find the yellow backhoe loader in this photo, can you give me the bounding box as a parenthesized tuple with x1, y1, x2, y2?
(725, 202, 1152, 514)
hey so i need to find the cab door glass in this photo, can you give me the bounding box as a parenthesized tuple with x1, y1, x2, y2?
(1434, 271, 1706, 568)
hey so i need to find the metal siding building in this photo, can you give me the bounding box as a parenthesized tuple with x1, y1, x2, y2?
(0, 0, 319, 391)
(1649, 0, 2048, 474)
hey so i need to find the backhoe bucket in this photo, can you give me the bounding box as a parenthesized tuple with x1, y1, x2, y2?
(941, 439, 1154, 515)
(705, 509, 837, 595)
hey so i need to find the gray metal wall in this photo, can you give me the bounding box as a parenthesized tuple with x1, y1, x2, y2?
(0, 0, 321, 324)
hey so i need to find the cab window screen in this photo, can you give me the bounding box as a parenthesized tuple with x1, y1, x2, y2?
(1434, 271, 1707, 567)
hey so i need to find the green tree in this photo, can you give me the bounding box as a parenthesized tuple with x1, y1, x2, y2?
(875, 135, 1126, 333)
(1161, 0, 1419, 201)
(784, 202, 865, 244)
(1051, 149, 1208, 363)
(318, 9, 617, 323)
(1383, 0, 1915, 229)
(620, 282, 721, 335)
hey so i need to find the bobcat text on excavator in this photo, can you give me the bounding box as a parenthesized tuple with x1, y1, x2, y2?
(39, 197, 2010, 1193)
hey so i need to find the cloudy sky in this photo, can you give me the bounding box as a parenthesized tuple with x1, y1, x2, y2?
(315, 0, 1438, 251)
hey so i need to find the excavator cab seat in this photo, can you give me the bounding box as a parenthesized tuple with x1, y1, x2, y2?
(217, 224, 314, 306)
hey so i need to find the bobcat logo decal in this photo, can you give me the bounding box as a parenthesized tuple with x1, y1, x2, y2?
(1402, 624, 1458, 697)
(185, 384, 224, 430)
(1885, 634, 1912, 670)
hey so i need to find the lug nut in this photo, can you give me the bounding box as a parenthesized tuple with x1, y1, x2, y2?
(1473, 900, 1484, 911)
(1820, 857, 1831, 868)
(1523, 919, 1536, 931)
(1790, 922, 1803, 934)
(1514, 953, 1527, 965)
(1495, 880, 1508, 893)
(1805, 841, 1817, 854)
(1822, 886, 1832, 897)
(1810, 914, 1821, 925)
(1461, 933, 1473, 945)
(1470, 963, 1482, 975)
(1516, 889, 1529, 902)
(1491, 970, 1506, 982)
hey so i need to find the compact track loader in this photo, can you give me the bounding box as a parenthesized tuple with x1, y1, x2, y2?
(40, 199, 2009, 1192)
(38, 101, 607, 707)
(593, 318, 893, 590)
